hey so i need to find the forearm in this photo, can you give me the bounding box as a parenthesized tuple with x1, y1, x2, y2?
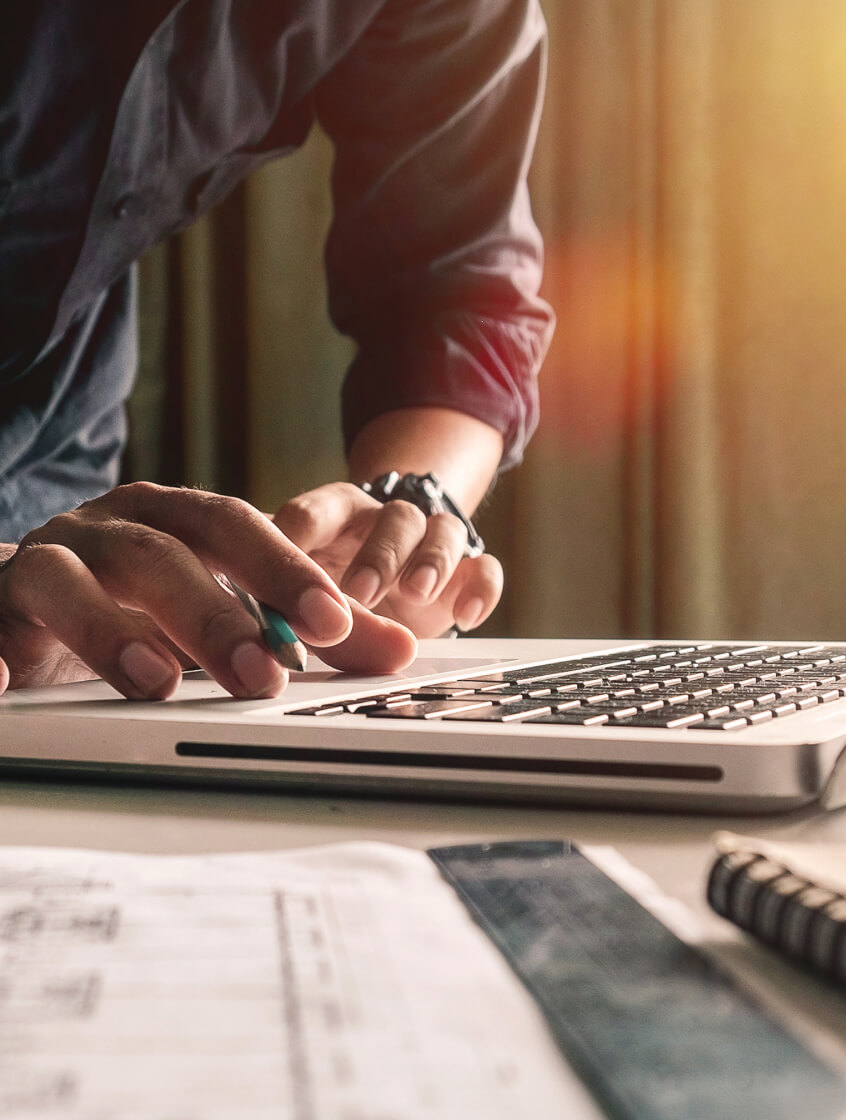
(321, 0, 552, 476)
(346, 406, 504, 514)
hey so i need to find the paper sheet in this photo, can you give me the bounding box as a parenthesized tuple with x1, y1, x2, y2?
(713, 830, 846, 897)
(0, 843, 602, 1120)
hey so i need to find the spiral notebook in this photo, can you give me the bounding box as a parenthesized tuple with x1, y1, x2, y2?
(707, 832, 846, 983)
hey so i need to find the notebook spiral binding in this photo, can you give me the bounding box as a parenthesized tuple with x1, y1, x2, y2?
(707, 849, 846, 983)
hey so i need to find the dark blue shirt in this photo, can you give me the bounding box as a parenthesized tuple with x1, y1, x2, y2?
(0, 0, 553, 541)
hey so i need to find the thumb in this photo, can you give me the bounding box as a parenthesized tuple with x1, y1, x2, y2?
(311, 597, 417, 674)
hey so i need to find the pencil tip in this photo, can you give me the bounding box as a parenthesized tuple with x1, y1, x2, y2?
(274, 639, 308, 673)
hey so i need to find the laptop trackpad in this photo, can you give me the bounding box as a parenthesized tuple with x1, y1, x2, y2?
(238, 655, 513, 711)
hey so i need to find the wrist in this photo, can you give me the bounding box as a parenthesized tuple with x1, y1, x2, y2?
(347, 406, 503, 513)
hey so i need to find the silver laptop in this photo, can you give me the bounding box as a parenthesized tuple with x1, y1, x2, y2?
(4, 635, 846, 813)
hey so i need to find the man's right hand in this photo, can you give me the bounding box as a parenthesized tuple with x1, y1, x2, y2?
(0, 482, 417, 699)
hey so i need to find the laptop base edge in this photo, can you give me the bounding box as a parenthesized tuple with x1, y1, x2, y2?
(0, 756, 821, 816)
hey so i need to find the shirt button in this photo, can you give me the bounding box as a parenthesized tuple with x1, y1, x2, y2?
(113, 193, 139, 220)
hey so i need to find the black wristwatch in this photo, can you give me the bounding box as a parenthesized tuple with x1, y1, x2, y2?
(358, 471, 485, 558)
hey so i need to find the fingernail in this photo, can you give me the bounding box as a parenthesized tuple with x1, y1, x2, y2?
(120, 642, 175, 696)
(344, 566, 381, 607)
(406, 564, 438, 600)
(231, 640, 286, 697)
(455, 597, 485, 632)
(297, 587, 353, 642)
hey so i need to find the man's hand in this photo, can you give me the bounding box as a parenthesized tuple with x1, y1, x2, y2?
(0, 483, 417, 699)
(274, 482, 503, 638)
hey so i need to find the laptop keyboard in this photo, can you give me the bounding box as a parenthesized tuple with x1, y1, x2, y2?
(289, 643, 846, 730)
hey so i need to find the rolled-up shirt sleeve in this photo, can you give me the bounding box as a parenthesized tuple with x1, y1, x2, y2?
(315, 0, 555, 471)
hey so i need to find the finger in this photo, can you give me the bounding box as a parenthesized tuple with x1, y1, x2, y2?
(274, 483, 377, 553)
(311, 597, 418, 674)
(439, 554, 504, 633)
(39, 526, 291, 699)
(341, 500, 429, 608)
(69, 484, 353, 647)
(1, 543, 183, 699)
(399, 512, 469, 603)
(0, 657, 9, 695)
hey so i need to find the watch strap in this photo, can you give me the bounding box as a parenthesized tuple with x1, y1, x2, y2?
(358, 471, 485, 558)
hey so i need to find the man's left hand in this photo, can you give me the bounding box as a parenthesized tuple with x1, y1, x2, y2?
(274, 482, 503, 638)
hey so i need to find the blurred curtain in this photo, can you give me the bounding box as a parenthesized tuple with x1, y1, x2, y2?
(133, 0, 846, 640)
(129, 131, 350, 503)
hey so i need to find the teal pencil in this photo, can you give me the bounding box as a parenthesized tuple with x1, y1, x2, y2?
(222, 577, 309, 672)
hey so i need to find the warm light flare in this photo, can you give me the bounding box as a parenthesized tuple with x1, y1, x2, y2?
(537, 231, 668, 454)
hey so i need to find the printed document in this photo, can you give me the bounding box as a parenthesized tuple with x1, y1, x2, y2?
(0, 842, 601, 1120)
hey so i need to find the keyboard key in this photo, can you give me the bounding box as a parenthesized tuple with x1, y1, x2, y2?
(594, 704, 640, 720)
(443, 701, 553, 722)
(807, 688, 842, 704)
(458, 679, 527, 693)
(553, 697, 584, 711)
(794, 695, 821, 710)
(703, 703, 732, 718)
(728, 690, 778, 705)
(292, 704, 346, 717)
(637, 698, 666, 713)
(464, 683, 553, 698)
(404, 685, 480, 699)
(696, 716, 751, 731)
(764, 701, 799, 718)
(476, 693, 526, 707)
(524, 710, 610, 726)
(365, 699, 493, 720)
(382, 694, 422, 708)
(612, 711, 707, 729)
(663, 710, 708, 728)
